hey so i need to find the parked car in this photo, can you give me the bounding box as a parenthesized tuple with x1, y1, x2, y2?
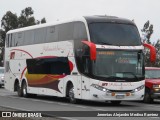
(144, 67, 160, 103)
(0, 67, 4, 88)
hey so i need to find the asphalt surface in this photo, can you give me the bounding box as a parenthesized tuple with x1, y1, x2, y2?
(0, 87, 159, 120)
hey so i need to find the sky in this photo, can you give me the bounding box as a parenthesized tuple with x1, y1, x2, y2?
(0, 0, 159, 43)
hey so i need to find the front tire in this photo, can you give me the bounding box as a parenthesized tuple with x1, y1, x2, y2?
(144, 91, 153, 103)
(68, 84, 77, 104)
(22, 82, 28, 97)
(17, 83, 23, 97)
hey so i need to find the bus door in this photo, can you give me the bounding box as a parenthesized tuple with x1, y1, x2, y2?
(81, 76, 90, 99)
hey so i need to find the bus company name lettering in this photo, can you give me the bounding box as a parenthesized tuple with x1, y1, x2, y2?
(102, 82, 133, 86)
(43, 46, 64, 52)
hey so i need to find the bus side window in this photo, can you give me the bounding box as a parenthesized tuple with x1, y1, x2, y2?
(15, 32, 23, 46)
(58, 23, 74, 41)
(73, 22, 88, 40)
(35, 28, 46, 44)
(5, 34, 8, 47)
(73, 22, 88, 73)
(24, 30, 34, 45)
(46, 26, 58, 42)
(26, 57, 71, 75)
(9, 34, 12, 47)
(12, 33, 16, 47)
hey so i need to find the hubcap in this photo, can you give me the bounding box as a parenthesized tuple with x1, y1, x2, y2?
(69, 87, 74, 100)
(23, 85, 26, 95)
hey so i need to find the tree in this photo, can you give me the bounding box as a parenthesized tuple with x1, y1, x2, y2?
(141, 21, 154, 67)
(0, 29, 5, 66)
(18, 7, 36, 28)
(141, 20, 153, 44)
(1, 11, 18, 32)
(41, 18, 46, 24)
(0, 7, 47, 66)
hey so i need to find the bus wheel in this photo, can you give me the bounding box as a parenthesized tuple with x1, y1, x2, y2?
(22, 82, 28, 98)
(68, 84, 77, 104)
(110, 101, 121, 105)
(17, 83, 23, 97)
(144, 91, 153, 103)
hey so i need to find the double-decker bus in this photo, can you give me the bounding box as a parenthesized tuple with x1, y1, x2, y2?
(4, 16, 156, 104)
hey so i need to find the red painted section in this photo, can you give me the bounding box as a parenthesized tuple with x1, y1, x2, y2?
(82, 40, 96, 60)
(10, 52, 15, 59)
(145, 79, 160, 89)
(143, 43, 156, 63)
(11, 49, 33, 58)
(145, 67, 160, 89)
(21, 67, 27, 79)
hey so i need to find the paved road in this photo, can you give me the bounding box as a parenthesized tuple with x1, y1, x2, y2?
(0, 87, 159, 120)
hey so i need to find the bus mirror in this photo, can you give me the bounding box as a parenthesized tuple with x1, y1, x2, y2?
(81, 40, 96, 60)
(143, 43, 156, 63)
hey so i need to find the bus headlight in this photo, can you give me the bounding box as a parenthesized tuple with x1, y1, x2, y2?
(0, 76, 4, 80)
(91, 84, 110, 92)
(131, 85, 144, 93)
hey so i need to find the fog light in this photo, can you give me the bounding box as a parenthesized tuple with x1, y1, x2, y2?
(126, 92, 131, 96)
(111, 92, 115, 96)
(153, 88, 160, 92)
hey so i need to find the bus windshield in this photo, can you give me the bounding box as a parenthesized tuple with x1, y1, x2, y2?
(92, 50, 144, 81)
(89, 23, 141, 46)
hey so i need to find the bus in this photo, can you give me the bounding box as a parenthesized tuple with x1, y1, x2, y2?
(4, 16, 156, 104)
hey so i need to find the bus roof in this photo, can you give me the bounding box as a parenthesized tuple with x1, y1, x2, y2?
(84, 15, 135, 25)
(7, 15, 135, 34)
(7, 17, 86, 34)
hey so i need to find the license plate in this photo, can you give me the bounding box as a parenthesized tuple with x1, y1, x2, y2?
(116, 95, 125, 99)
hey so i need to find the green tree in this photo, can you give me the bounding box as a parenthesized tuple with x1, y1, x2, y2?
(0, 7, 47, 66)
(0, 29, 5, 66)
(141, 20, 153, 44)
(1, 11, 18, 32)
(18, 7, 36, 28)
(41, 18, 46, 24)
(141, 21, 154, 67)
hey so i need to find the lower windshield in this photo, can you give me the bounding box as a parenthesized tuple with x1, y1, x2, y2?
(145, 70, 160, 79)
(92, 50, 144, 81)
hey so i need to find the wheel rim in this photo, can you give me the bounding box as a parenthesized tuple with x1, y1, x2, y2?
(23, 84, 27, 96)
(69, 87, 74, 101)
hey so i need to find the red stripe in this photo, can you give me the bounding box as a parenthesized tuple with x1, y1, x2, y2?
(11, 49, 33, 58)
(21, 67, 27, 79)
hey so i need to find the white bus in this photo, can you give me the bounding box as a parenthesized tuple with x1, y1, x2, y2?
(4, 16, 156, 104)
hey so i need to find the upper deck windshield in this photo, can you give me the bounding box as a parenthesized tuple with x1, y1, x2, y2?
(89, 23, 141, 46)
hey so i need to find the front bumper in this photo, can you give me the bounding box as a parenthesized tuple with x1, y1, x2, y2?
(90, 88, 144, 101)
(151, 93, 160, 99)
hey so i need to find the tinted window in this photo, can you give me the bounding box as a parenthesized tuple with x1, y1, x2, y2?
(26, 57, 71, 75)
(46, 26, 58, 42)
(35, 28, 46, 44)
(145, 70, 160, 79)
(73, 22, 88, 40)
(89, 23, 141, 46)
(15, 32, 24, 46)
(24, 30, 34, 45)
(9, 34, 12, 47)
(58, 23, 74, 41)
(5, 34, 9, 47)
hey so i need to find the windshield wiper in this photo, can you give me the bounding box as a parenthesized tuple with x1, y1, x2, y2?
(119, 72, 139, 80)
(107, 75, 123, 79)
(98, 41, 113, 45)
